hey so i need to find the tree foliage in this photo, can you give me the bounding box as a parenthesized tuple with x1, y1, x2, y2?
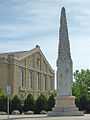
(11, 95, 22, 113)
(23, 94, 35, 112)
(47, 94, 55, 111)
(73, 69, 90, 113)
(0, 88, 4, 97)
(0, 95, 7, 112)
(35, 94, 47, 113)
(0, 93, 56, 114)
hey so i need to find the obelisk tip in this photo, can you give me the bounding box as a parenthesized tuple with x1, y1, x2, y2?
(61, 7, 66, 15)
(62, 7, 65, 11)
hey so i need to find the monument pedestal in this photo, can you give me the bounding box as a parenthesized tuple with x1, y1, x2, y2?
(48, 96, 83, 116)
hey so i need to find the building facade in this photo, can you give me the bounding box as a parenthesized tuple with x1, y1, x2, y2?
(0, 45, 55, 98)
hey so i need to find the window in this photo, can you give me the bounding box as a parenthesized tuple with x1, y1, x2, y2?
(37, 58, 41, 69)
(20, 68, 24, 88)
(30, 71, 33, 89)
(37, 72, 41, 90)
(45, 75, 47, 90)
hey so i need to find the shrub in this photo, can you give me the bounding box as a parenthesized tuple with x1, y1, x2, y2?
(11, 95, 22, 114)
(23, 94, 35, 112)
(47, 94, 55, 111)
(35, 94, 47, 114)
(0, 95, 7, 112)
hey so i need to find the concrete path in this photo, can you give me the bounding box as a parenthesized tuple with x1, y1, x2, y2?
(0, 114, 90, 120)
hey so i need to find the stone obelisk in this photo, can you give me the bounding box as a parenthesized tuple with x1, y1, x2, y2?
(48, 7, 83, 116)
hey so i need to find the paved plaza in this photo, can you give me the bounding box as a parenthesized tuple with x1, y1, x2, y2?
(0, 114, 90, 120)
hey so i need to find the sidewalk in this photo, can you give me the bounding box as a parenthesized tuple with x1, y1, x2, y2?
(0, 114, 90, 120)
(0, 114, 46, 120)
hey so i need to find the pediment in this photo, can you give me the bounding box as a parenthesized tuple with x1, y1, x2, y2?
(18, 47, 54, 73)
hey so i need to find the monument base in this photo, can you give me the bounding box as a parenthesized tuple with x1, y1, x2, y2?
(48, 96, 84, 116)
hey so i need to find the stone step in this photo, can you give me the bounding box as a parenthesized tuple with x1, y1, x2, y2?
(48, 111, 84, 116)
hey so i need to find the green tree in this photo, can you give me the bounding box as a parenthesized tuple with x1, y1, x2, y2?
(11, 95, 22, 113)
(47, 94, 55, 111)
(23, 94, 35, 112)
(35, 94, 47, 114)
(73, 69, 90, 113)
(73, 69, 90, 97)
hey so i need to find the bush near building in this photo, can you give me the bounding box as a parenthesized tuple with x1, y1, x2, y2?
(34, 94, 48, 114)
(0, 93, 56, 114)
(0, 95, 7, 112)
(11, 95, 22, 114)
(23, 94, 35, 112)
(47, 94, 55, 111)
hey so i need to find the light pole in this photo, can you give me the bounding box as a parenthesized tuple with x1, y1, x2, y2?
(7, 95, 9, 120)
(6, 85, 11, 120)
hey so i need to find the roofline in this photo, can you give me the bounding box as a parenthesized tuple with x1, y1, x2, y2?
(18, 47, 54, 73)
(0, 47, 54, 73)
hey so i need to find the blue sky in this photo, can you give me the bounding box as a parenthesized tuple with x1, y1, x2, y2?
(0, 0, 90, 71)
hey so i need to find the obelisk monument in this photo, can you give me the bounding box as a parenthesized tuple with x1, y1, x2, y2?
(48, 7, 83, 116)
